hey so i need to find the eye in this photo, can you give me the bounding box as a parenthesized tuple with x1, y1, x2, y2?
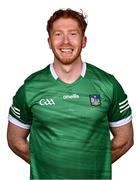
(53, 32, 64, 39)
(54, 32, 61, 37)
(71, 32, 77, 36)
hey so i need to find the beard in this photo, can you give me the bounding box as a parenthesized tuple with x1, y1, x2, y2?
(52, 47, 83, 65)
(54, 56, 78, 65)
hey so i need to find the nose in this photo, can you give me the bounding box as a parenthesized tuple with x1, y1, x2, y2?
(63, 34, 69, 44)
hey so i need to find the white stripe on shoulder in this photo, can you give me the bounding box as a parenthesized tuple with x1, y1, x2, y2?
(120, 105, 130, 113)
(109, 115, 132, 127)
(119, 98, 128, 106)
(8, 114, 31, 129)
(12, 105, 20, 112)
(11, 106, 20, 116)
(11, 108, 20, 118)
(119, 102, 129, 110)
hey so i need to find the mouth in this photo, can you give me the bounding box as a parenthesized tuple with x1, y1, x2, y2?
(60, 48, 73, 54)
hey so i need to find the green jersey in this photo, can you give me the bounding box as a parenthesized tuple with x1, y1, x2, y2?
(9, 62, 132, 179)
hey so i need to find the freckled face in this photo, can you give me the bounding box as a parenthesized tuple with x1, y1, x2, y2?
(48, 18, 87, 65)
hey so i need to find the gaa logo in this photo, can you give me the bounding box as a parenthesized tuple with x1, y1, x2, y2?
(39, 99, 55, 106)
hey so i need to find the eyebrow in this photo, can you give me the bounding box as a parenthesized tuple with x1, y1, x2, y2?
(52, 29, 80, 33)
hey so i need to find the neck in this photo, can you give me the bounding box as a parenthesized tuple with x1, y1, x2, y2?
(53, 59, 83, 84)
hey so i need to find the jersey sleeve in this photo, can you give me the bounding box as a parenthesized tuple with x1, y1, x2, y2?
(8, 84, 32, 129)
(108, 76, 132, 127)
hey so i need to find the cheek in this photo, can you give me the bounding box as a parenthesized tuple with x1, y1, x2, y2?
(75, 40, 84, 48)
(52, 40, 64, 48)
(48, 37, 62, 47)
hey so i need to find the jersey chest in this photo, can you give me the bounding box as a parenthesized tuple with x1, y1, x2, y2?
(27, 79, 111, 131)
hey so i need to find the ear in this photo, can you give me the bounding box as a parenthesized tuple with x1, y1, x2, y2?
(48, 37, 52, 49)
(82, 36, 87, 48)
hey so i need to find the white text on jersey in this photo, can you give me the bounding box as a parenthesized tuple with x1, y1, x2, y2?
(63, 94, 79, 100)
(39, 99, 55, 106)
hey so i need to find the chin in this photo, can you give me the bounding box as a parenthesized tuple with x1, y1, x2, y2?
(59, 59, 76, 65)
(54, 53, 80, 65)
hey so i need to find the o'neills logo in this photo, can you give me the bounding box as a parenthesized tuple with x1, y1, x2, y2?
(63, 94, 79, 100)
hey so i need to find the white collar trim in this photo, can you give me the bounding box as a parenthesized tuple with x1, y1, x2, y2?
(81, 62, 86, 77)
(50, 62, 86, 80)
(50, 63, 58, 80)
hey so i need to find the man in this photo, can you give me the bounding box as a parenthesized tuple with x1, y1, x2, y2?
(7, 8, 134, 179)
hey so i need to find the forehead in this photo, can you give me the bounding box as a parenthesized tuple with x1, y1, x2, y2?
(52, 18, 80, 30)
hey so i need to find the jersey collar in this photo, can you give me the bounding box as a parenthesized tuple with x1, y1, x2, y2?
(50, 62, 86, 80)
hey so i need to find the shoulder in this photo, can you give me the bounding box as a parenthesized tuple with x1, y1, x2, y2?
(86, 63, 116, 83)
(85, 63, 123, 97)
(24, 65, 50, 85)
